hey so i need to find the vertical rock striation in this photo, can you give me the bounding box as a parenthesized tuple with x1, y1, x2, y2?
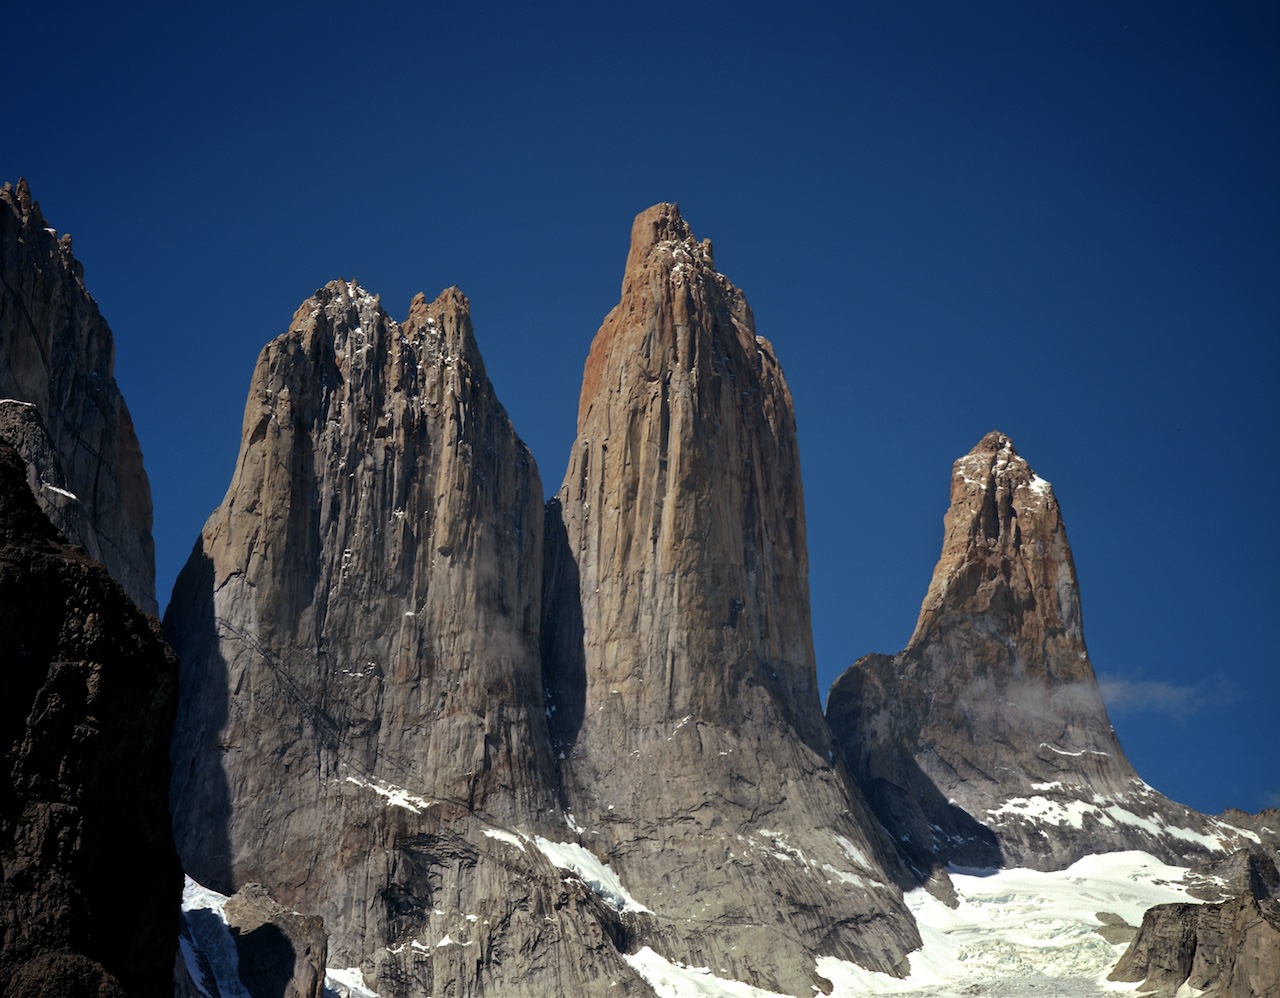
(542, 203, 919, 995)
(828, 431, 1265, 874)
(0, 439, 180, 996)
(0, 179, 156, 614)
(166, 281, 641, 996)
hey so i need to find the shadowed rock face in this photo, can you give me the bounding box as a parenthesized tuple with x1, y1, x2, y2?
(166, 282, 642, 996)
(828, 431, 1266, 873)
(542, 203, 918, 995)
(0, 439, 180, 996)
(0, 179, 156, 614)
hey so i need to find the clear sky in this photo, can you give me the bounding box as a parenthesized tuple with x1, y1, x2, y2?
(9, 2, 1277, 815)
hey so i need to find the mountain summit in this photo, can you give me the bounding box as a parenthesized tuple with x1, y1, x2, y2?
(828, 431, 1266, 874)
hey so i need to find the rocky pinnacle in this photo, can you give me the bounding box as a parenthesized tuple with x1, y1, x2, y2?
(542, 203, 919, 994)
(828, 431, 1264, 873)
(166, 282, 645, 996)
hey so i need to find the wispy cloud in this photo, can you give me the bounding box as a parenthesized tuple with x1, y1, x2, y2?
(1097, 676, 1200, 719)
(1259, 788, 1280, 811)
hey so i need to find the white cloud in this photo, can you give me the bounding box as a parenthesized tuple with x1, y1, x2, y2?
(1097, 676, 1198, 718)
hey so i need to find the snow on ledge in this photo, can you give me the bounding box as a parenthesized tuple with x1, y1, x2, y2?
(533, 837, 651, 914)
(623, 946, 790, 998)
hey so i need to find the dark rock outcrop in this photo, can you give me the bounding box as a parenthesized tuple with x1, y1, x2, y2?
(541, 203, 919, 994)
(0, 438, 180, 995)
(828, 431, 1265, 874)
(166, 281, 643, 996)
(1110, 855, 1280, 997)
(223, 884, 328, 998)
(0, 179, 156, 614)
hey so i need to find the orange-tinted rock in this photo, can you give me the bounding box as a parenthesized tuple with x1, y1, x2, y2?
(542, 203, 918, 994)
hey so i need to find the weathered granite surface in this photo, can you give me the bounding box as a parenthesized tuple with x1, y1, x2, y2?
(0, 179, 156, 613)
(166, 281, 644, 996)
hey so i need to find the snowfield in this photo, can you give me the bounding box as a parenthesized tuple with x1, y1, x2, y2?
(628, 851, 1198, 998)
(816, 850, 1196, 997)
(182, 851, 1194, 998)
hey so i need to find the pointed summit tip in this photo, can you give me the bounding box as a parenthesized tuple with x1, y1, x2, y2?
(954, 430, 1051, 493)
(623, 202, 717, 278)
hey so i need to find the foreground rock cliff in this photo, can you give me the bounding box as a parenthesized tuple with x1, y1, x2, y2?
(541, 203, 919, 994)
(166, 281, 643, 996)
(827, 431, 1269, 876)
(0, 439, 180, 996)
(0, 179, 157, 614)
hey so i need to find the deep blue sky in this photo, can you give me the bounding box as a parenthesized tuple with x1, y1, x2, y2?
(9, 3, 1277, 815)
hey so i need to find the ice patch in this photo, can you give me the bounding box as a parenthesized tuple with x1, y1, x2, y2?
(534, 837, 651, 914)
(623, 946, 791, 998)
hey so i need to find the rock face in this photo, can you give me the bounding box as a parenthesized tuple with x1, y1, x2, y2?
(1109, 854, 1280, 997)
(166, 281, 642, 996)
(828, 431, 1264, 874)
(0, 179, 156, 614)
(0, 438, 180, 995)
(541, 203, 919, 994)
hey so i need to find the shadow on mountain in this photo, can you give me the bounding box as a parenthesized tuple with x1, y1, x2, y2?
(539, 498, 586, 803)
(164, 545, 235, 895)
(230, 922, 297, 998)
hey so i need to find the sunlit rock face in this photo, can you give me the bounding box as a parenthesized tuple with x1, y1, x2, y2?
(542, 203, 919, 996)
(0, 179, 156, 614)
(166, 282, 641, 997)
(828, 431, 1266, 875)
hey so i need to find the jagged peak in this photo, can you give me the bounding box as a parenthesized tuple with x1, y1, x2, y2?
(623, 202, 716, 282)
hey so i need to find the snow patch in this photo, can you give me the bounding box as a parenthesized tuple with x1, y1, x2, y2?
(41, 483, 79, 500)
(1040, 742, 1109, 758)
(0, 398, 36, 407)
(533, 837, 651, 914)
(987, 796, 1105, 830)
(179, 876, 252, 998)
(623, 946, 791, 998)
(483, 828, 526, 850)
(343, 774, 434, 814)
(326, 965, 380, 997)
